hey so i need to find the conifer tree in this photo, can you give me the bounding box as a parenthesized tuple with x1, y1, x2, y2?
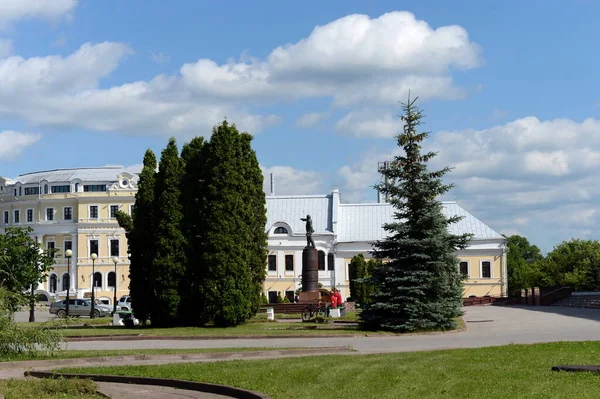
(360, 96, 472, 332)
(198, 121, 261, 327)
(152, 138, 187, 327)
(116, 149, 157, 324)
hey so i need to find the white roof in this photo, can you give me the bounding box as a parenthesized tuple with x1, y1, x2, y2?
(266, 191, 503, 242)
(10, 166, 138, 185)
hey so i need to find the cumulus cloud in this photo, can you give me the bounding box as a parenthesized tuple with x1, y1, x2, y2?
(335, 109, 403, 138)
(296, 112, 330, 128)
(0, 11, 481, 137)
(0, 0, 78, 26)
(0, 131, 42, 161)
(262, 165, 327, 196)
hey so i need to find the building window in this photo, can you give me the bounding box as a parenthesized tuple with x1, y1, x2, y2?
(110, 239, 119, 257)
(84, 184, 106, 192)
(268, 255, 277, 272)
(90, 240, 99, 257)
(318, 251, 325, 271)
(26, 209, 33, 222)
(75, 183, 79, 192)
(459, 261, 469, 277)
(93, 272, 102, 288)
(130, 204, 135, 215)
(327, 253, 334, 271)
(51, 185, 70, 193)
(64, 241, 72, 257)
(46, 208, 54, 221)
(18, 186, 21, 196)
(274, 226, 288, 234)
(89, 205, 98, 219)
(108, 272, 116, 288)
(63, 207, 72, 220)
(267, 291, 278, 304)
(24, 187, 40, 195)
(49, 274, 57, 293)
(62, 274, 70, 291)
(285, 290, 295, 303)
(285, 255, 294, 272)
(110, 205, 119, 218)
(13, 210, 19, 224)
(3, 211, 8, 224)
(481, 261, 492, 278)
(47, 241, 55, 257)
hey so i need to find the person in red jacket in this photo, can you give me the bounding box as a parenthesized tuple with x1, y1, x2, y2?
(330, 289, 338, 309)
(333, 288, 343, 308)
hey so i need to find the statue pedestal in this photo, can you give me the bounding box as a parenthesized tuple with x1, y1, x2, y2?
(299, 247, 320, 304)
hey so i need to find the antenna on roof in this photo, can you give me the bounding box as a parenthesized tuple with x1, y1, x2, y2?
(270, 173, 275, 196)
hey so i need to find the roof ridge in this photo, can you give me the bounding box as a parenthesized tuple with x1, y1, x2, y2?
(17, 166, 124, 177)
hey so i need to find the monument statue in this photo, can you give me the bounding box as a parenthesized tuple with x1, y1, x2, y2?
(300, 214, 315, 248)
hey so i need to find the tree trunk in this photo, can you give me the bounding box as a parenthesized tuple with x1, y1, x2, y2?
(29, 285, 35, 322)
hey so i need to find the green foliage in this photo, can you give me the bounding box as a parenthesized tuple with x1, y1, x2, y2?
(504, 234, 544, 295)
(361, 96, 472, 332)
(116, 149, 158, 324)
(152, 137, 187, 327)
(540, 239, 600, 291)
(0, 377, 99, 398)
(348, 254, 378, 305)
(260, 292, 268, 305)
(0, 288, 62, 357)
(282, 294, 291, 303)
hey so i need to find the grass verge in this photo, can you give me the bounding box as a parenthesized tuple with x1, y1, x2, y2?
(56, 341, 600, 399)
(0, 377, 101, 398)
(0, 347, 308, 362)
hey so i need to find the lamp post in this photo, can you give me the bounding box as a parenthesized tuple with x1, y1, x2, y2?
(112, 256, 119, 314)
(90, 253, 97, 318)
(65, 249, 72, 317)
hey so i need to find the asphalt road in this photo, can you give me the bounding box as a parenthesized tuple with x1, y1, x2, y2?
(13, 310, 54, 323)
(61, 305, 600, 353)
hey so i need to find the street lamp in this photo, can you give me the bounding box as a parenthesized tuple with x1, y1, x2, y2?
(65, 249, 72, 317)
(90, 253, 97, 318)
(112, 256, 119, 314)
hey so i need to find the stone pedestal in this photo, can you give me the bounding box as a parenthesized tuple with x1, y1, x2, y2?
(299, 246, 320, 303)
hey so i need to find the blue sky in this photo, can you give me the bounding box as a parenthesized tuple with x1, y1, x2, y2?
(1, 0, 599, 252)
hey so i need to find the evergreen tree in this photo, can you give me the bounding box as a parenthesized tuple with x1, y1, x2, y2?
(349, 254, 367, 302)
(360, 95, 472, 332)
(116, 149, 157, 324)
(152, 138, 187, 327)
(199, 121, 261, 327)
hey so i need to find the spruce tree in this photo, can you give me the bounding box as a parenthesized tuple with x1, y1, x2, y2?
(152, 138, 187, 327)
(360, 95, 472, 332)
(199, 121, 260, 327)
(116, 149, 157, 324)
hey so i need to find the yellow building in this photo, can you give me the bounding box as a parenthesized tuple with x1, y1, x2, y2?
(0, 166, 138, 306)
(264, 188, 508, 302)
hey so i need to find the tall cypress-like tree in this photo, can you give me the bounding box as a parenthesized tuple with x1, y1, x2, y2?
(116, 149, 157, 324)
(152, 138, 187, 327)
(179, 137, 209, 326)
(198, 121, 259, 327)
(360, 96, 472, 332)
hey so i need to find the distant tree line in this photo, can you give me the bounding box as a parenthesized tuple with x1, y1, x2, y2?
(506, 235, 600, 294)
(117, 120, 267, 328)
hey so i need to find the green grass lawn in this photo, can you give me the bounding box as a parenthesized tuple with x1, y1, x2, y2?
(56, 341, 600, 399)
(0, 377, 102, 399)
(0, 347, 312, 363)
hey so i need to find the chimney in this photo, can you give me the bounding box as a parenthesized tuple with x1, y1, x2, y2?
(270, 173, 275, 196)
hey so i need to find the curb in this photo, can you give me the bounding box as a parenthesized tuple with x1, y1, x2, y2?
(64, 333, 365, 341)
(25, 371, 271, 399)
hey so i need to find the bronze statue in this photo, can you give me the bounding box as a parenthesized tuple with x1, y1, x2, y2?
(300, 214, 315, 248)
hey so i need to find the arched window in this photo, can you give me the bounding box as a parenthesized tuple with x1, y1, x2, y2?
(49, 274, 57, 293)
(107, 272, 116, 289)
(18, 186, 21, 196)
(327, 253, 334, 271)
(318, 250, 325, 271)
(44, 184, 48, 194)
(61, 274, 69, 291)
(93, 272, 102, 288)
(274, 227, 288, 234)
(75, 183, 79, 192)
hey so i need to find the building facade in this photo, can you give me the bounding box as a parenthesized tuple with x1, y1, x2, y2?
(0, 167, 137, 305)
(1, 166, 507, 307)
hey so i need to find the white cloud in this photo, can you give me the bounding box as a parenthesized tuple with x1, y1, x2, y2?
(262, 165, 326, 196)
(0, 11, 481, 138)
(0, 130, 41, 161)
(296, 112, 329, 128)
(0, 0, 78, 26)
(0, 38, 10, 57)
(151, 52, 170, 64)
(335, 110, 403, 138)
(491, 108, 508, 120)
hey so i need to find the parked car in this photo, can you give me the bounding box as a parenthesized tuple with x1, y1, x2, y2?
(49, 299, 113, 318)
(118, 295, 132, 312)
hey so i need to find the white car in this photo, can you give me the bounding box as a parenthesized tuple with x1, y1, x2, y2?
(118, 295, 132, 312)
